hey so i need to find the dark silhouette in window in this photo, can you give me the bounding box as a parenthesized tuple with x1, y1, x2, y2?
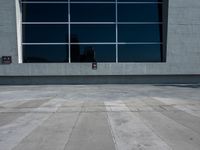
(82, 46, 96, 62)
(71, 34, 80, 62)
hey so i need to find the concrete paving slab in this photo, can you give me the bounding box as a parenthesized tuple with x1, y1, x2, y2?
(15, 99, 50, 108)
(0, 97, 63, 150)
(153, 97, 200, 105)
(82, 101, 106, 112)
(125, 100, 155, 112)
(62, 101, 84, 107)
(1, 102, 51, 124)
(83, 101, 105, 107)
(0, 100, 27, 109)
(105, 101, 130, 112)
(12, 113, 79, 150)
(57, 107, 83, 113)
(173, 105, 200, 118)
(83, 106, 106, 112)
(0, 113, 51, 150)
(139, 111, 200, 150)
(0, 84, 200, 150)
(105, 101, 172, 150)
(181, 104, 200, 111)
(158, 110, 200, 135)
(64, 112, 116, 150)
(0, 113, 26, 127)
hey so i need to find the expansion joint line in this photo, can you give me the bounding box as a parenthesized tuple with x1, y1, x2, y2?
(105, 106, 119, 150)
(63, 102, 83, 150)
(125, 102, 174, 150)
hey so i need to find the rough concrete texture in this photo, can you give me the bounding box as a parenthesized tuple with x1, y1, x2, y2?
(0, 84, 200, 150)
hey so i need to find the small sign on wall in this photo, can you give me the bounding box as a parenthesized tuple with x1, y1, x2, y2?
(92, 62, 97, 70)
(2, 56, 12, 64)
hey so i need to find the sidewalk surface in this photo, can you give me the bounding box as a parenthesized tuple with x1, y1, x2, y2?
(0, 84, 200, 150)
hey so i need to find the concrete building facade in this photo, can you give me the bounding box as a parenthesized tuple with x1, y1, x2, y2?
(0, 0, 200, 84)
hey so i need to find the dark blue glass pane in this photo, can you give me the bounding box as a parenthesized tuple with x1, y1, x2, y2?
(118, 44, 162, 62)
(118, 0, 162, 2)
(71, 25, 115, 42)
(22, 3, 68, 22)
(23, 45, 69, 63)
(71, 44, 116, 62)
(22, 0, 163, 2)
(118, 24, 162, 42)
(118, 4, 162, 22)
(22, 0, 68, 1)
(23, 24, 68, 43)
(70, 0, 114, 1)
(71, 4, 115, 22)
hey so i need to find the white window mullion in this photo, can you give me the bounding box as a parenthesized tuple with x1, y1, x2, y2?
(68, 0, 71, 63)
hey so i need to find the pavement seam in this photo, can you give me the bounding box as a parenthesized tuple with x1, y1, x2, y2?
(137, 109, 200, 150)
(172, 106, 200, 119)
(105, 106, 119, 150)
(152, 109, 200, 136)
(63, 102, 83, 150)
(9, 97, 57, 150)
(143, 97, 200, 130)
(175, 118, 200, 136)
(11, 112, 55, 150)
(137, 97, 188, 150)
(125, 103, 174, 150)
(138, 111, 174, 150)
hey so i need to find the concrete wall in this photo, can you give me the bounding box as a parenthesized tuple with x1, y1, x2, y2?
(0, 0, 200, 82)
(0, 0, 18, 64)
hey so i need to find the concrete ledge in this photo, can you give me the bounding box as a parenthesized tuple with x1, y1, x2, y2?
(0, 75, 200, 85)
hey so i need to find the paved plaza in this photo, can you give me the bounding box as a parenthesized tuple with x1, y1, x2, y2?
(0, 84, 200, 150)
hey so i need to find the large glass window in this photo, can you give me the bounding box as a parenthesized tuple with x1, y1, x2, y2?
(22, 0, 165, 63)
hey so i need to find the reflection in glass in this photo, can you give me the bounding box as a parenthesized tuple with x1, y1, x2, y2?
(71, 44, 116, 62)
(71, 25, 116, 43)
(83, 46, 97, 62)
(71, 34, 80, 62)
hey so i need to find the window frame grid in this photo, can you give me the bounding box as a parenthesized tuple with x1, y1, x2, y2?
(21, 0, 164, 63)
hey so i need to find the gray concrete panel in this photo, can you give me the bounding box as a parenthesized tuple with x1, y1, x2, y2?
(139, 111, 200, 150)
(13, 113, 79, 150)
(64, 112, 116, 150)
(0, 85, 200, 150)
(0, 0, 200, 83)
(0, 75, 200, 85)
